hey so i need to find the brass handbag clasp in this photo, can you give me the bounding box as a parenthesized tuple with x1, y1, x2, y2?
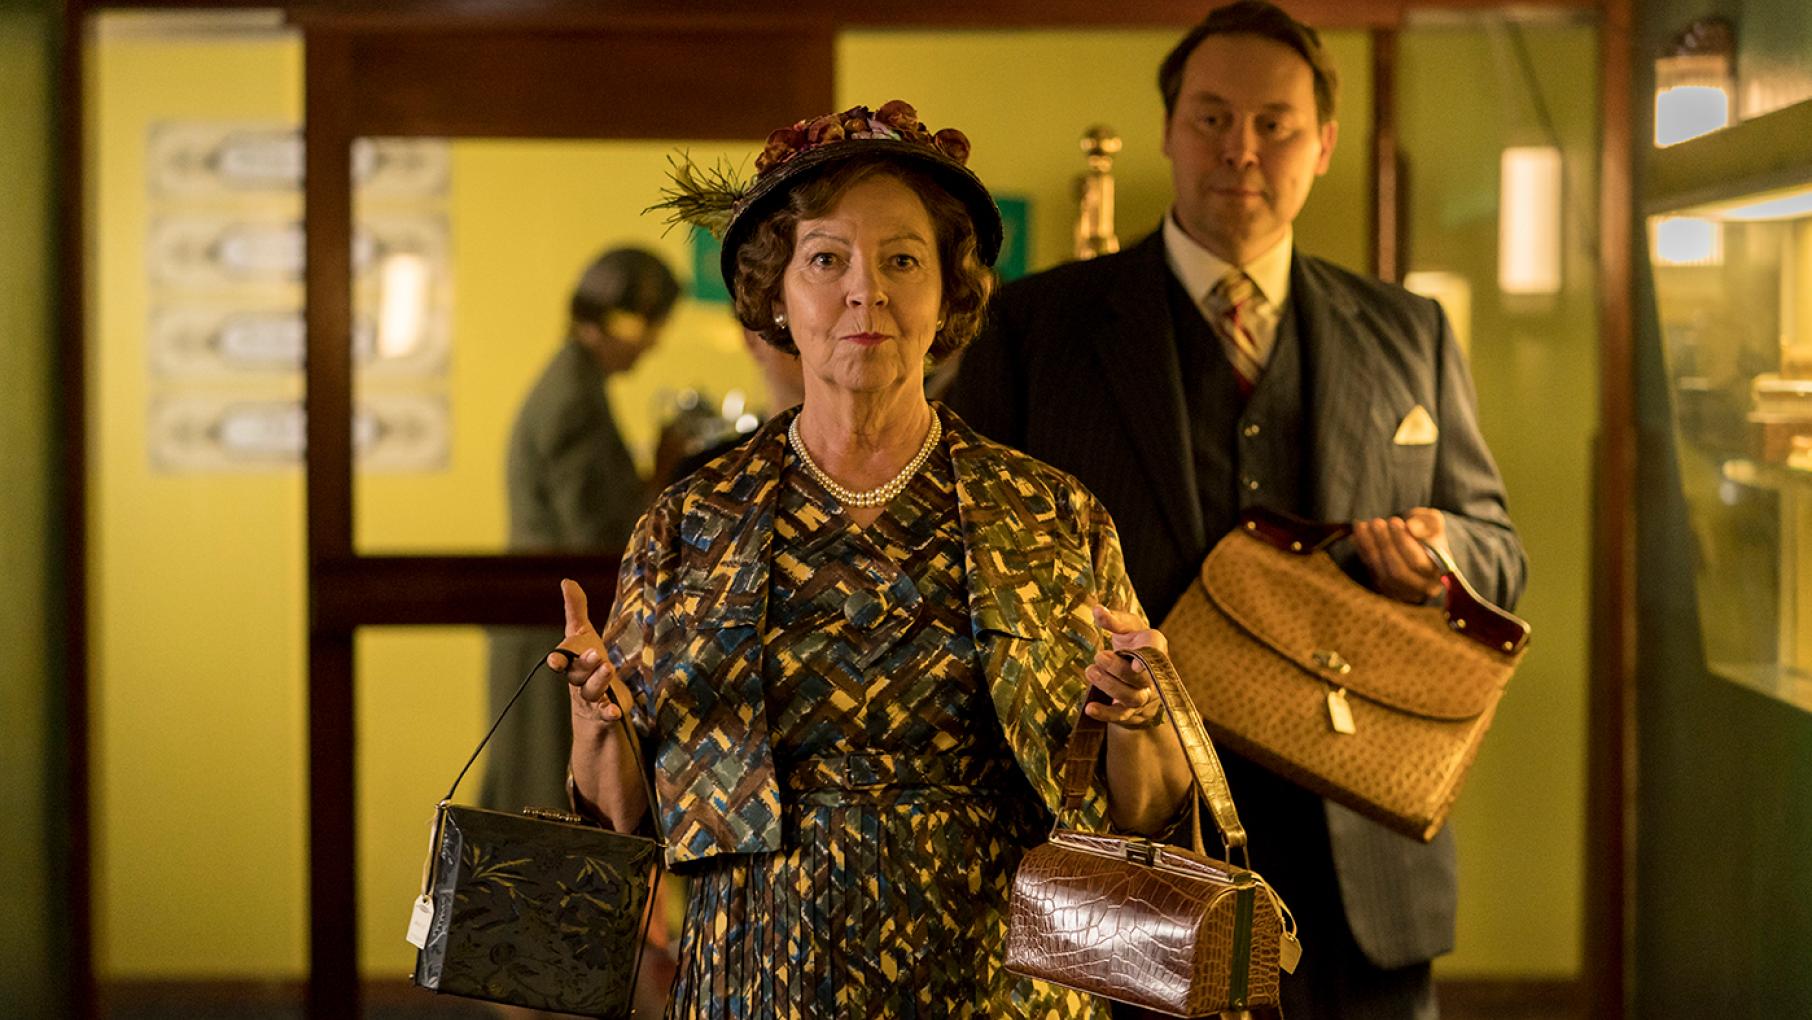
(1310, 649, 1352, 675)
(1123, 840, 1159, 866)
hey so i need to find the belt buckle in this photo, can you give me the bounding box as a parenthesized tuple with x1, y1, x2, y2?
(841, 752, 885, 789)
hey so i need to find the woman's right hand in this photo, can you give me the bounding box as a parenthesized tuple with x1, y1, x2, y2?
(554, 578, 628, 723)
(558, 578, 648, 833)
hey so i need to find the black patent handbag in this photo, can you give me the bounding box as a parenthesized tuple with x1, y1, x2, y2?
(409, 651, 666, 1017)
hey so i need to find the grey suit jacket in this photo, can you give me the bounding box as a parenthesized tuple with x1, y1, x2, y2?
(948, 231, 1527, 968)
(505, 339, 643, 553)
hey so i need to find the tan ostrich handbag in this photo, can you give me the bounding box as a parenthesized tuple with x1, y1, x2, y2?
(1161, 507, 1531, 842)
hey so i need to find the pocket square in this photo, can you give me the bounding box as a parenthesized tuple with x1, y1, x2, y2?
(1393, 405, 1438, 445)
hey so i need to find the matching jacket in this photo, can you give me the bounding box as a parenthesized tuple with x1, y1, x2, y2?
(602, 407, 1142, 867)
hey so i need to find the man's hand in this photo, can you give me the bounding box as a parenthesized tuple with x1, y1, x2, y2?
(1351, 508, 1450, 603)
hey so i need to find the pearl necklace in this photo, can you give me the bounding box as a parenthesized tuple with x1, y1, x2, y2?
(788, 410, 943, 509)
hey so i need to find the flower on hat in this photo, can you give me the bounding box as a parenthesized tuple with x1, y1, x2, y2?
(875, 100, 921, 133)
(805, 113, 847, 147)
(932, 128, 972, 165)
(649, 101, 974, 240)
(753, 102, 965, 177)
(756, 126, 806, 175)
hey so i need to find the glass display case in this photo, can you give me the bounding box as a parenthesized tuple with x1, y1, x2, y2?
(1652, 150, 1812, 711)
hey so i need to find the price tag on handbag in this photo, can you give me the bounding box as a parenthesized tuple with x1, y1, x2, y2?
(405, 895, 434, 949)
(1280, 930, 1302, 973)
(407, 807, 442, 949)
(1326, 687, 1356, 735)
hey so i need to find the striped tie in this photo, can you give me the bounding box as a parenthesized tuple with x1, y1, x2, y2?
(1207, 268, 1268, 394)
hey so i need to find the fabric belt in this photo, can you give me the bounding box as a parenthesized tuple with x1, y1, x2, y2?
(785, 751, 1007, 794)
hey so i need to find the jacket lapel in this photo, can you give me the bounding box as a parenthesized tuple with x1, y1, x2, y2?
(1095, 233, 1204, 555)
(1295, 255, 1387, 523)
(949, 422, 1054, 642)
(674, 422, 779, 622)
(660, 418, 784, 859)
(949, 419, 1103, 822)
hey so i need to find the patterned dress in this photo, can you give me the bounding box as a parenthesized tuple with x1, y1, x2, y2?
(663, 429, 1098, 1019)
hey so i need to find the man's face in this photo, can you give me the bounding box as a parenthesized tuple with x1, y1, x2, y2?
(580, 310, 665, 375)
(1163, 32, 1338, 265)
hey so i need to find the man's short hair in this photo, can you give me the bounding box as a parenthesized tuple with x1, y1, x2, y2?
(1158, 0, 1339, 124)
(569, 247, 680, 326)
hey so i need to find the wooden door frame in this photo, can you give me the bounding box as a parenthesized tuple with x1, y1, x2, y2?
(297, 15, 836, 1015)
(1588, 0, 1637, 1014)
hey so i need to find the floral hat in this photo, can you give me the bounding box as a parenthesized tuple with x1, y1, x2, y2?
(650, 100, 1004, 293)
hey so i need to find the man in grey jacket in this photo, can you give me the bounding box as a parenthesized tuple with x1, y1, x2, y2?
(483, 247, 678, 814)
(948, 3, 1525, 1015)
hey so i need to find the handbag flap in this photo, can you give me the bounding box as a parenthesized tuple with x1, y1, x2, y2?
(444, 804, 661, 866)
(1200, 532, 1517, 720)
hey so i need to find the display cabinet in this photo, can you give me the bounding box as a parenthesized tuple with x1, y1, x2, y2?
(1649, 98, 1812, 710)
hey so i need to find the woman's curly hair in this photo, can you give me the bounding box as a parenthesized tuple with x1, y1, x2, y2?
(731, 155, 994, 363)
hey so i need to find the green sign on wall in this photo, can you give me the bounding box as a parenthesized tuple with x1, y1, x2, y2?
(994, 194, 1030, 283)
(690, 229, 731, 304)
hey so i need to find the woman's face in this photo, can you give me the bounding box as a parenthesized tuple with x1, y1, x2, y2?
(777, 174, 943, 402)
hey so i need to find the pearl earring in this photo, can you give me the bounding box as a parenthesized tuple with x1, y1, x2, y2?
(774, 312, 789, 328)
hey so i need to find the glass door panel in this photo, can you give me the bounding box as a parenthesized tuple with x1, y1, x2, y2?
(349, 137, 768, 557)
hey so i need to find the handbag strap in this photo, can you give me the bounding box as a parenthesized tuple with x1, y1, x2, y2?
(1059, 643, 1249, 861)
(441, 648, 666, 845)
(1236, 506, 1530, 655)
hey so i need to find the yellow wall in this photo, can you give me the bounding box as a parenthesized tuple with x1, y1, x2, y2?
(89, 22, 766, 976)
(355, 141, 760, 554)
(351, 139, 771, 970)
(1399, 24, 1597, 977)
(837, 29, 1372, 274)
(89, 16, 1584, 985)
(89, 26, 310, 977)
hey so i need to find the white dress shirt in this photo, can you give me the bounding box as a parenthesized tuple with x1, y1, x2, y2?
(1162, 214, 1294, 360)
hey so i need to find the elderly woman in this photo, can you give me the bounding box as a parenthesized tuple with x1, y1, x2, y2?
(553, 102, 1192, 1017)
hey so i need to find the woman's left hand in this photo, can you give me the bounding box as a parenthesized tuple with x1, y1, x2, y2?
(1090, 605, 1193, 834)
(1085, 605, 1169, 730)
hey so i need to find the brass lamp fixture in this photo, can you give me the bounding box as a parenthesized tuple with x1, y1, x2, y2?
(1074, 125, 1121, 260)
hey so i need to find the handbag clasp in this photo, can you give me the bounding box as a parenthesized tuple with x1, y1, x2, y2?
(1123, 839, 1159, 866)
(1310, 649, 1352, 675)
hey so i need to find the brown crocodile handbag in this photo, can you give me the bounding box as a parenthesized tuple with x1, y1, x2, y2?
(1161, 507, 1531, 843)
(1006, 645, 1300, 1018)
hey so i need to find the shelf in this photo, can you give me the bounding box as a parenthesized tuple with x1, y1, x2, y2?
(1723, 456, 1812, 493)
(1648, 97, 1812, 215)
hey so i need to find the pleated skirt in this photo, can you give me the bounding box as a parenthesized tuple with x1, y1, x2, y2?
(665, 791, 1105, 1019)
